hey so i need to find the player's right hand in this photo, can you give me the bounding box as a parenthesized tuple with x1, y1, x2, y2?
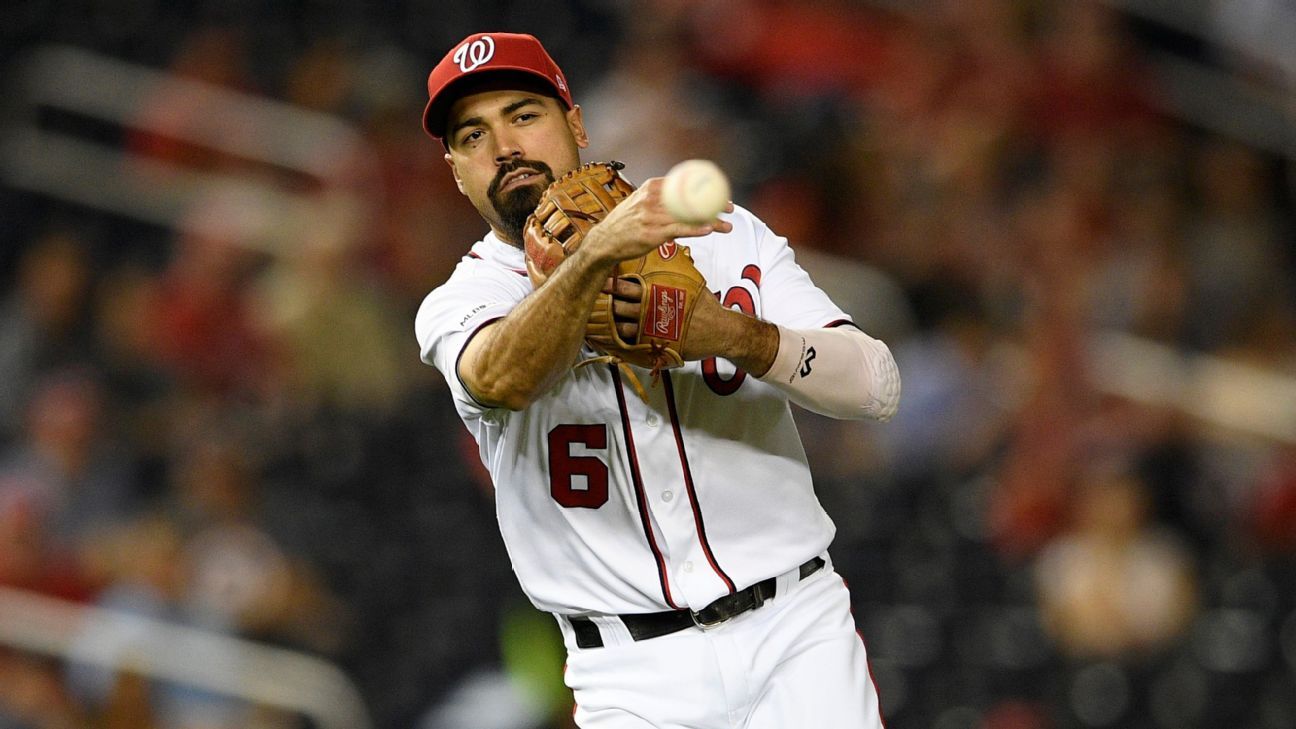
(582, 178, 733, 265)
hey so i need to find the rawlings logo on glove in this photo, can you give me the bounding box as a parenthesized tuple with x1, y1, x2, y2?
(523, 161, 710, 398)
(647, 285, 683, 340)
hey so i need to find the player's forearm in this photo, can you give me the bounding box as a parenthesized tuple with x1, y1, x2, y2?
(704, 309, 780, 377)
(758, 325, 901, 421)
(462, 246, 613, 410)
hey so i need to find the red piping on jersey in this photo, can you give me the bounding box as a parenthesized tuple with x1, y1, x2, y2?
(466, 250, 528, 276)
(826, 318, 860, 330)
(610, 365, 680, 610)
(453, 317, 503, 409)
(661, 372, 737, 594)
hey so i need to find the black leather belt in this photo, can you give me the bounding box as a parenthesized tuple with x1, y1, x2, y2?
(568, 556, 825, 649)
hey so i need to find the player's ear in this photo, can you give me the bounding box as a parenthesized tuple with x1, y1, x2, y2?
(566, 104, 589, 149)
(444, 153, 467, 196)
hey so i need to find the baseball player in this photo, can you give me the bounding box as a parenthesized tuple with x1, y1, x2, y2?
(415, 32, 901, 729)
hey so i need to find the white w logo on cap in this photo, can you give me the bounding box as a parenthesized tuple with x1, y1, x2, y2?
(454, 36, 496, 72)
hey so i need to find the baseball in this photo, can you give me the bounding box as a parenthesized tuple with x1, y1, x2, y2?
(661, 159, 731, 224)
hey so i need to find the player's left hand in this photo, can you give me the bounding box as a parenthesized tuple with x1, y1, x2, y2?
(601, 276, 727, 361)
(604, 276, 642, 340)
(677, 285, 728, 361)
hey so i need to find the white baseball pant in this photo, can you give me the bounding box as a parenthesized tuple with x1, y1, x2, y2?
(557, 555, 885, 729)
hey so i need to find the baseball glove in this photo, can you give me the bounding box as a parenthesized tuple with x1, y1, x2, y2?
(524, 161, 710, 398)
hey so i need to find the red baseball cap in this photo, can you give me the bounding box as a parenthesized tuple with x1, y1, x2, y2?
(422, 32, 573, 140)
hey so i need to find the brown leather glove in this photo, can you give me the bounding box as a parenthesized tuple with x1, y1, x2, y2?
(524, 162, 710, 384)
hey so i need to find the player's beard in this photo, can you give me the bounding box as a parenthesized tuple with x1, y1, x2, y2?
(489, 160, 555, 245)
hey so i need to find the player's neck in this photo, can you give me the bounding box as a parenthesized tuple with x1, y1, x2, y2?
(490, 224, 523, 249)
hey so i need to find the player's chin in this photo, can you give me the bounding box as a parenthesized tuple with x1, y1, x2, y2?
(493, 182, 543, 214)
(494, 185, 546, 241)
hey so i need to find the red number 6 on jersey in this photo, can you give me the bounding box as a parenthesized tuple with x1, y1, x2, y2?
(547, 424, 609, 508)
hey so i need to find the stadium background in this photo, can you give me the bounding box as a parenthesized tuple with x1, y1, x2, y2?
(1, 1, 1294, 727)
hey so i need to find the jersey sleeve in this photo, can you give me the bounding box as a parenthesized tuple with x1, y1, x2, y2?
(751, 216, 853, 330)
(414, 265, 530, 414)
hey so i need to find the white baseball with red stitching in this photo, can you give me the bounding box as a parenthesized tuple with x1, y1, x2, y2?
(661, 159, 730, 224)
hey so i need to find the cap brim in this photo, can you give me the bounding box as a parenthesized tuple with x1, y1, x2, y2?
(422, 66, 570, 140)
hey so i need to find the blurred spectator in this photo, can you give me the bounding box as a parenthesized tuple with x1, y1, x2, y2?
(883, 277, 1016, 484)
(282, 38, 357, 115)
(0, 495, 92, 603)
(1035, 463, 1197, 658)
(0, 231, 94, 442)
(686, 0, 888, 100)
(582, 29, 734, 179)
(1086, 137, 1191, 341)
(359, 95, 481, 307)
(0, 370, 138, 561)
(168, 434, 346, 654)
(126, 27, 259, 174)
(0, 652, 84, 729)
(986, 180, 1102, 560)
(64, 513, 290, 729)
(937, 0, 1036, 116)
(1026, 0, 1158, 144)
(90, 266, 176, 479)
(1251, 445, 1296, 551)
(64, 515, 181, 728)
(1184, 140, 1291, 353)
(252, 196, 414, 415)
(152, 191, 272, 397)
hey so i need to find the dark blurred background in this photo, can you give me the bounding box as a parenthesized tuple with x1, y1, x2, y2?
(1, 1, 1294, 728)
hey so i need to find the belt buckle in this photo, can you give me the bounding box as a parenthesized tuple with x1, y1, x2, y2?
(689, 588, 762, 630)
(689, 607, 728, 630)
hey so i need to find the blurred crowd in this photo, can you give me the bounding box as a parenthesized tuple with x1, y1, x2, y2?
(1, 1, 1295, 728)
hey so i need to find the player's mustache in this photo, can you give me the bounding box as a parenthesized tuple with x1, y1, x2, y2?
(487, 160, 554, 199)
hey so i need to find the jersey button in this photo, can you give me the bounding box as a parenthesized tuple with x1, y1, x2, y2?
(683, 561, 694, 573)
(646, 414, 659, 427)
(662, 490, 673, 502)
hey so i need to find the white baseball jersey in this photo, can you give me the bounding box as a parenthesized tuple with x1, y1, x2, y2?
(415, 205, 852, 615)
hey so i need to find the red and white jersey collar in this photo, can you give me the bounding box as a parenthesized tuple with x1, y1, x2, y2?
(468, 232, 529, 276)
